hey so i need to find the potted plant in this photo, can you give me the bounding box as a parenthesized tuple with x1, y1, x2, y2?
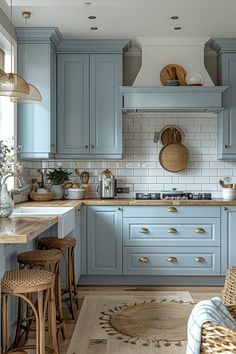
(46, 167, 71, 199)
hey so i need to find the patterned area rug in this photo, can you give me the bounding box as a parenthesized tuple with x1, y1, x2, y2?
(66, 291, 193, 354)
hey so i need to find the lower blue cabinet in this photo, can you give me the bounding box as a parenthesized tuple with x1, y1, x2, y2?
(87, 206, 122, 275)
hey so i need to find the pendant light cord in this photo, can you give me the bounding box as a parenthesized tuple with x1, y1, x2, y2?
(10, 0, 13, 73)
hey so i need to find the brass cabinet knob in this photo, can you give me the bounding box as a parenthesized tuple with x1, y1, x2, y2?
(195, 256, 206, 263)
(167, 256, 177, 263)
(139, 227, 149, 234)
(223, 207, 228, 211)
(195, 227, 206, 234)
(168, 207, 177, 213)
(139, 256, 150, 263)
(91, 144, 95, 149)
(224, 144, 229, 148)
(117, 207, 122, 211)
(167, 227, 177, 234)
(85, 145, 89, 149)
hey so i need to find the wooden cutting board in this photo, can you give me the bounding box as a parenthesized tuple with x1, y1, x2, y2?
(160, 64, 187, 86)
(159, 143, 189, 172)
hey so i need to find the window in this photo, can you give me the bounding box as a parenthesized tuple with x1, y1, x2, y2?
(0, 24, 17, 190)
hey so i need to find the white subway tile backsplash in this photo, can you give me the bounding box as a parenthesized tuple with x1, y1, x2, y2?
(23, 113, 235, 198)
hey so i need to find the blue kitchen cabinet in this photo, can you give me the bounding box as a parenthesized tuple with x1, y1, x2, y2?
(221, 206, 236, 270)
(87, 206, 122, 275)
(56, 53, 123, 159)
(209, 39, 236, 160)
(16, 28, 62, 159)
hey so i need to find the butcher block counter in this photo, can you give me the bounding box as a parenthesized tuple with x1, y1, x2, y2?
(0, 216, 57, 243)
(18, 198, 236, 207)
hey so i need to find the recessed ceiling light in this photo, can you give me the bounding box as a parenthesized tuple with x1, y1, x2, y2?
(174, 27, 182, 30)
(171, 16, 179, 20)
(90, 27, 98, 30)
(88, 16, 96, 19)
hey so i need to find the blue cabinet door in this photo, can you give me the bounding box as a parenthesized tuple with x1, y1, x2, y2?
(87, 206, 122, 275)
(16, 28, 60, 159)
(17, 44, 56, 158)
(56, 53, 123, 159)
(209, 39, 236, 160)
(56, 54, 90, 155)
(90, 54, 122, 156)
(217, 54, 236, 159)
(222, 206, 236, 271)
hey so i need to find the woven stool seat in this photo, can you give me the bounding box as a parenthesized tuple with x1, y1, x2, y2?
(1, 269, 58, 354)
(39, 236, 76, 249)
(17, 250, 62, 266)
(1, 269, 54, 294)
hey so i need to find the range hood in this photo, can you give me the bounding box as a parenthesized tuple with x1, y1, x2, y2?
(121, 37, 227, 113)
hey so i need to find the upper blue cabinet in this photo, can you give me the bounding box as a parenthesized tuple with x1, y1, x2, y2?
(16, 28, 62, 159)
(56, 40, 130, 159)
(209, 38, 236, 160)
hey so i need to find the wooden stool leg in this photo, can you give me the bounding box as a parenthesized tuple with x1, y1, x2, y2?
(37, 290, 45, 354)
(48, 285, 59, 354)
(71, 247, 79, 310)
(55, 263, 66, 340)
(1, 294, 9, 353)
(67, 247, 75, 319)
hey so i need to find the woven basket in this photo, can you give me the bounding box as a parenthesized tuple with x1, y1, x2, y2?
(30, 191, 54, 201)
(201, 305, 236, 353)
(223, 265, 236, 306)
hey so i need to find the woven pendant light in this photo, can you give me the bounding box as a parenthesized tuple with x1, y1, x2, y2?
(0, 0, 30, 98)
(10, 11, 42, 103)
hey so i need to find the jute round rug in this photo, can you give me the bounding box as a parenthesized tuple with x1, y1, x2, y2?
(99, 299, 194, 347)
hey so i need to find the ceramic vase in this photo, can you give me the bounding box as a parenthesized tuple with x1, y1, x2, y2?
(50, 184, 63, 199)
(0, 183, 14, 217)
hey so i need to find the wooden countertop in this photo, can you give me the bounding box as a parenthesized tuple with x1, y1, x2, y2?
(18, 198, 236, 207)
(2, 197, 236, 244)
(0, 216, 57, 244)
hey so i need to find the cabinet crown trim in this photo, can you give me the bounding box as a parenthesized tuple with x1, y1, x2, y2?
(16, 27, 63, 47)
(57, 39, 130, 53)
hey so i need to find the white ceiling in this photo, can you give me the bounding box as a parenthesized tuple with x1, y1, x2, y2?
(2, 0, 236, 40)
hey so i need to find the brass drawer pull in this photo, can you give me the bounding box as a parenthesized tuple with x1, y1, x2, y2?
(195, 256, 206, 263)
(139, 256, 150, 263)
(168, 207, 177, 213)
(195, 227, 206, 234)
(139, 227, 149, 234)
(167, 256, 177, 263)
(168, 227, 177, 234)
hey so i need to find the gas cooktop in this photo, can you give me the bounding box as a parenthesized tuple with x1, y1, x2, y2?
(135, 192, 212, 200)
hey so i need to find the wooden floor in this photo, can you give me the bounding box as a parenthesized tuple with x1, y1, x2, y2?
(59, 285, 223, 354)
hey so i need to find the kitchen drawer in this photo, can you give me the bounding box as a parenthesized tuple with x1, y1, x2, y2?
(123, 206, 220, 218)
(123, 217, 220, 246)
(123, 246, 220, 276)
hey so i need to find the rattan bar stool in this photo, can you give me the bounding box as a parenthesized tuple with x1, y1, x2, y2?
(38, 237, 78, 319)
(15, 250, 66, 344)
(1, 269, 58, 354)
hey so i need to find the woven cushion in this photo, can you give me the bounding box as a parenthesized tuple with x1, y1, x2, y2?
(39, 236, 76, 249)
(1, 269, 54, 294)
(17, 250, 62, 265)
